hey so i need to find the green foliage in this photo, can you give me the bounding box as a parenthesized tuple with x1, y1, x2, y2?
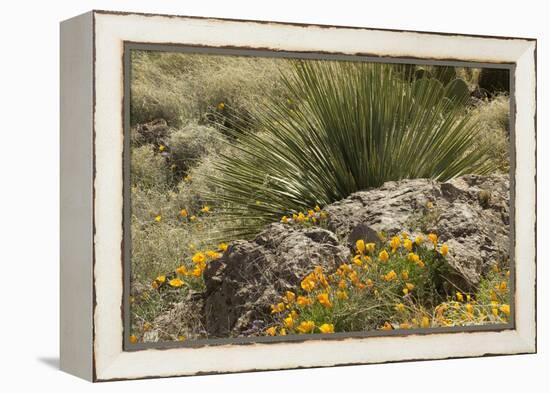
(207, 61, 498, 237)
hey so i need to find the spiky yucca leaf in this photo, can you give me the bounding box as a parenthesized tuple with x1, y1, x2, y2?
(207, 61, 496, 238)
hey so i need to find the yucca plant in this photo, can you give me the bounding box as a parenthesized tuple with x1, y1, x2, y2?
(206, 60, 497, 238)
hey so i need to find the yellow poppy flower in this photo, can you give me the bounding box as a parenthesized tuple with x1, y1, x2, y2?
(200, 205, 210, 213)
(356, 239, 366, 254)
(190, 215, 197, 222)
(180, 209, 188, 218)
(381, 322, 393, 331)
(270, 302, 285, 314)
(192, 252, 206, 264)
(206, 250, 222, 259)
(456, 292, 464, 302)
(421, 317, 431, 328)
(440, 243, 449, 256)
(428, 233, 438, 245)
(168, 278, 185, 288)
(499, 304, 510, 316)
(218, 243, 229, 252)
(383, 270, 397, 282)
(155, 275, 166, 283)
(336, 290, 348, 300)
(281, 215, 289, 224)
(404, 239, 413, 251)
(175, 265, 187, 276)
(415, 235, 423, 246)
(390, 236, 401, 251)
(284, 291, 296, 304)
(266, 327, 277, 336)
(129, 335, 138, 344)
(366, 243, 376, 253)
(283, 315, 294, 329)
(317, 293, 333, 309)
(314, 205, 321, 212)
(296, 296, 312, 307)
(217, 102, 225, 110)
(401, 270, 409, 280)
(379, 249, 389, 262)
(297, 321, 315, 334)
(301, 276, 316, 292)
(154, 215, 162, 222)
(319, 323, 335, 334)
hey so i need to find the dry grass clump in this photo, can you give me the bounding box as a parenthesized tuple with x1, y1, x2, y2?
(131, 145, 169, 190)
(470, 94, 511, 173)
(130, 50, 289, 128)
(166, 123, 226, 176)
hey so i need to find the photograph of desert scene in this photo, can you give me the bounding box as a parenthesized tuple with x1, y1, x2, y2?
(128, 49, 512, 344)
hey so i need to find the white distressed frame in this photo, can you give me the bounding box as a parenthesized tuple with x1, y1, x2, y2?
(61, 10, 536, 382)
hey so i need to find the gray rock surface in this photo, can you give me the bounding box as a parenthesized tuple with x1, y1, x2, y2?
(202, 174, 510, 336)
(325, 174, 510, 287)
(202, 224, 350, 337)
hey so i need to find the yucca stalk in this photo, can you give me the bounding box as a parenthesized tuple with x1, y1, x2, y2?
(207, 60, 496, 238)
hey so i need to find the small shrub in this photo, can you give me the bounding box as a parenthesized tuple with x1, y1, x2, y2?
(166, 123, 226, 177)
(131, 145, 168, 190)
(469, 94, 510, 173)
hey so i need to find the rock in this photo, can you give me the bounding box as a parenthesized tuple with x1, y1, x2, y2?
(201, 174, 509, 337)
(133, 118, 169, 145)
(325, 174, 509, 287)
(202, 224, 350, 337)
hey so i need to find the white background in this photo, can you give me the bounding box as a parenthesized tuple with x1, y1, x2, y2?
(0, 0, 545, 391)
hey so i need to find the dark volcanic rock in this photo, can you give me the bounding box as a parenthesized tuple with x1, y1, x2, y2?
(202, 224, 350, 337)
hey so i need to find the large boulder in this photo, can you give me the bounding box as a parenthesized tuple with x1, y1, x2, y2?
(202, 174, 509, 337)
(325, 174, 510, 287)
(202, 224, 350, 337)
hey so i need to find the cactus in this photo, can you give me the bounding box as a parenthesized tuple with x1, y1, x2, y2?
(445, 78, 470, 104)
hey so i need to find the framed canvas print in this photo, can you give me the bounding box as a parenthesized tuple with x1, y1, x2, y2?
(60, 10, 537, 381)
